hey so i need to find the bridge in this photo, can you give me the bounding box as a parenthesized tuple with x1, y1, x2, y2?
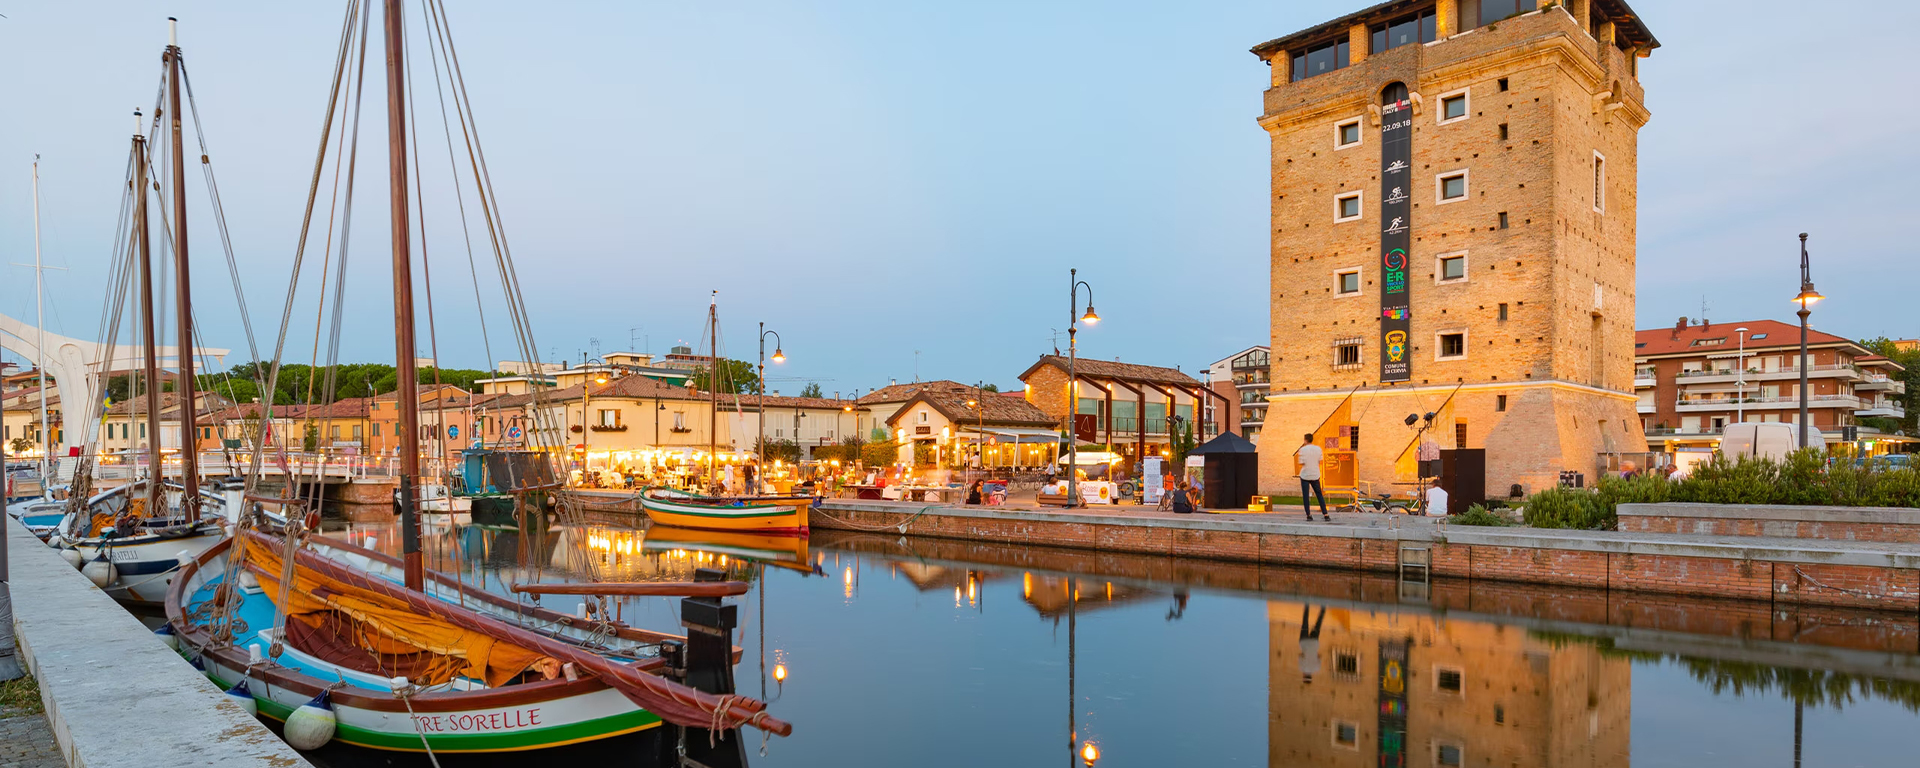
(0, 313, 229, 457)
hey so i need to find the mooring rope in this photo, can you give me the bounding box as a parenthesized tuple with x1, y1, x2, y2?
(806, 503, 942, 533)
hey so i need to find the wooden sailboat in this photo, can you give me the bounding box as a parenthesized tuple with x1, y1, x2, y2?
(637, 295, 808, 534)
(55, 34, 233, 604)
(168, 3, 787, 756)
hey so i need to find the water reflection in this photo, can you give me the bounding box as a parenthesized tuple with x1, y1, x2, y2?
(318, 516, 1920, 767)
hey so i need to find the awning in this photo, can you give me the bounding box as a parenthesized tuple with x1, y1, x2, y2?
(957, 427, 1061, 443)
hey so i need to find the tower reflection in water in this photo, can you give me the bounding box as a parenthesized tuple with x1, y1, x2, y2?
(1268, 601, 1629, 768)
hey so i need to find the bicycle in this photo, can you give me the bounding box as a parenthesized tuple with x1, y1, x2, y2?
(1340, 480, 1422, 515)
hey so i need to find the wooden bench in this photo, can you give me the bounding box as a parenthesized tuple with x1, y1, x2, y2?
(1035, 491, 1079, 508)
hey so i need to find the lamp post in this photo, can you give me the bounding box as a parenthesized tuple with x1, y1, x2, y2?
(1794, 233, 1824, 449)
(757, 323, 785, 490)
(1735, 326, 1749, 424)
(1067, 269, 1099, 507)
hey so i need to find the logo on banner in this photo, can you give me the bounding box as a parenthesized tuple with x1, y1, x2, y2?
(1384, 217, 1407, 235)
(1384, 160, 1408, 175)
(1383, 248, 1407, 292)
(1381, 307, 1407, 320)
(1385, 186, 1407, 204)
(1385, 330, 1408, 363)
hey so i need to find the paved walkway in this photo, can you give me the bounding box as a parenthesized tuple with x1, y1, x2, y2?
(0, 710, 63, 768)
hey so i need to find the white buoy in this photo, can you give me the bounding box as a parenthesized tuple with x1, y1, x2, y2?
(283, 691, 337, 750)
(223, 680, 258, 716)
(60, 547, 83, 569)
(82, 552, 117, 588)
(153, 624, 179, 651)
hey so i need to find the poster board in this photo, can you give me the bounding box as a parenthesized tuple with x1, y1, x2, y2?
(1142, 457, 1163, 504)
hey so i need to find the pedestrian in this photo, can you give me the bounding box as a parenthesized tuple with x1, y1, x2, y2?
(1171, 481, 1195, 514)
(1297, 433, 1328, 521)
(1299, 604, 1326, 683)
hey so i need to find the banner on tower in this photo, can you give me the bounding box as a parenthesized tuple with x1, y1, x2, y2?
(1379, 87, 1413, 383)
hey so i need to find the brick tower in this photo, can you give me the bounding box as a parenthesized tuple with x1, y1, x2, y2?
(1250, 0, 1658, 498)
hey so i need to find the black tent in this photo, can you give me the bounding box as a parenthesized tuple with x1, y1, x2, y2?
(1188, 432, 1259, 510)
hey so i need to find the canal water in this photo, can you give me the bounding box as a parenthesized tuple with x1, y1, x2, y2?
(308, 514, 1920, 767)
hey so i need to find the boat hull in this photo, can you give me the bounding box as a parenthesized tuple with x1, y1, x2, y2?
(638, 493, 807, 535)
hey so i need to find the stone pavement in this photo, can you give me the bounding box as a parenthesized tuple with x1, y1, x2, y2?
(0, 710, 63, 768)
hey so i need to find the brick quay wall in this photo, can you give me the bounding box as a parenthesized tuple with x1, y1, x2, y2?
(809, 500, 1920, 613)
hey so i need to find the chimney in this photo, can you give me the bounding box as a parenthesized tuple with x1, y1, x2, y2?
(1672, 317, 1687, 339)
(1701, 319, 1711, 332)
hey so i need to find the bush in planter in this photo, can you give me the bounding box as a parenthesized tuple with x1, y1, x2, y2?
(1453, 503, 1513, 527)
(1594, 474, 1672, 526)
(1523, 487, 1607, 529)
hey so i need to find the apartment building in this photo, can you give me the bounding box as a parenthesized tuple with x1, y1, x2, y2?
(1208, 346, 1271, 444)
(1634, 319, 1910, 451)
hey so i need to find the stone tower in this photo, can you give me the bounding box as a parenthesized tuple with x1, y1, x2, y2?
(1250, 0, 1657, 497)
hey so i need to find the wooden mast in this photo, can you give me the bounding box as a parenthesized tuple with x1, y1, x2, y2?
(383, 0, 424, 591)
(165, 18, 201, 511)
(707, 291, 718, 491)
(133, 110, 163, 515)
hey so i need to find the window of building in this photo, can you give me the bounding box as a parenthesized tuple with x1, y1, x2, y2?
(1690, 337, 1726, 347)
(1436, 743, 1465, 767)
(1439, 332, 1467, 359)
(1751, 333, 1768, 340)
(1498, 122, 1509, 140)
(1455, 421, 1468, 448)
(1480, 0, 1527, 25)
(1369, 9, 1436, 52)
(1593, 151, 1607, 212)
(1336, 268, 1362, 295)
(1498, 77, 1510, 91)
(674, 412, 686, 430)
(1335, 342, 1362, 369)
(598, 408, 620, 427)
(1438, 89, 1470, 124)
(1334, 652, 1359, 677)
(1335, 191, 1363, 222)
(1436, 666, 1465, 693)
(352, 424, 363, 439)
(373, 423, 381, 437)
(1335, 119, 1362, 149)
(329, 425, 340, 439)
(1496, 394, 1508, 412)
(918, 410, 929, 423)
(1437, 253, 1468, 283)
(1290, 39, 1350, 82)
(1497, 302, 1509, 321)
(1497, 211, 1509, 229)
(1437, 170, 1469, 203)
(1333, 721, 1360, 749)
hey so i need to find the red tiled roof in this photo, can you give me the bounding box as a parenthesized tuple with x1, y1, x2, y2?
(886, 387, 1056, 428)
(853, 380, 973, 405)
(1018, 355, 1200, 386)
(1634, 319, 1853, 358)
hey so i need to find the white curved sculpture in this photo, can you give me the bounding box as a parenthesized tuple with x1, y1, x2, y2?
(0, 312, 228, 457)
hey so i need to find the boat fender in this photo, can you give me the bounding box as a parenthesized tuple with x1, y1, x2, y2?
(237, 570, 259, 591)
(248, 644, 264, 665)
(223, 680, 259, 716)
(81, 551, 117, 588)
(153, 624, 179, 651)
(283, 691, 337, 750)
(60, 547, 83, 569)
(175, 550, 195, 570)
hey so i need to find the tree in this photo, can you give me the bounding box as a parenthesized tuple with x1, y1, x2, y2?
(8, 437, 30, 455)
(799, 382, 824, 399)
(981, 383, 1000, 393)
(860, 440, 901, 467)
(754, 437, 801, 464)
(1169, 417, 1197, 468)
(1861, 338, 1920, 436)
(691, 359, 759, 395)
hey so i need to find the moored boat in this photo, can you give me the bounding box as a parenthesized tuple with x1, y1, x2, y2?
(639, 488, 808, 535)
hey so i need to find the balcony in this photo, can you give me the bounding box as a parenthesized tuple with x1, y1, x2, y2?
(1856, 404, 1908, 419)
(1633, 375, 1656, 389)
(1676, 364, 1862, 385)
(1646, 426, 1723, 437)
(1635, 401, 1655, 414)
(1858, 376, 1907, 394)
(1675, 394, 1862, 412)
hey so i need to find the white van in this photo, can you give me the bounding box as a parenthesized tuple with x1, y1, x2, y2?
(1720, 422, 1826, 462)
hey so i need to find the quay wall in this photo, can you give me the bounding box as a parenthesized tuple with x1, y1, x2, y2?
(811, 501, 1920, 612)
(1619, 502, 1920, 544)
(5, 517, 314, 768)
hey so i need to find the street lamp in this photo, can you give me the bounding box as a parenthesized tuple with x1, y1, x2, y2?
(1067, 269, 1098, 507)
(1735, 326, 1749, 424)
(1794, 233, 1824, 450)
(758, 322, 785, 489)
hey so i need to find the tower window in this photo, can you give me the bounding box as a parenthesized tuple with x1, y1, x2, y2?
(1498, 77, 1510, 91)
(1437, 253, 1468, 283)
(1438, 332, 1467, 359)
(1498, 122, 1509, 140)
(1437, 170, 1469, 202)
(1290, 39, 1350, 82)
(1479, 0, 1527, 26)
(1335, 119, 1362, 149)
(1335, 191, 1363, 222)
(1369, 9, 1437, 52)
(1496, 394, 1508, 412)
(1438, 90, 1470, 123)
(1593, 150, 1608, 212)
(1335, 342, 1362, 369)
(1497, 303, 1509, 321)
(1336, 268, 1362, 295)
(1498, 211, 1509, 229)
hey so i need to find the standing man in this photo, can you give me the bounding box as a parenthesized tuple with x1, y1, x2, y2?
(1296, 433, 1328, 522)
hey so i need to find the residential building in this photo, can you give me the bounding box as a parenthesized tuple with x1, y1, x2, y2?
(1018, 355, 1224, 465)
(1249, 0, 1655, 494)
(98, 391, 234, 454)
(657, 344, 716, 374)
(723, 393, 861, 461)
(854, 381, 977, 444)
(1209, 346, 1271, 444)
(368, 384, 478, 460)
(1634, 319, 1911, 452)
(504, 375, 732, 460)
(884, 386, 1059, 469)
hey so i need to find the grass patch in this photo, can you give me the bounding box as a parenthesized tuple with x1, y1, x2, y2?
(0, 670, 44, 716)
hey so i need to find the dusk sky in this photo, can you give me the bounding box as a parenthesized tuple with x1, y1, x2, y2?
(0, 1, 1912, 395)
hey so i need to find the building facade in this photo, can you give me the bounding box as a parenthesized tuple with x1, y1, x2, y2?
(1635, 318, 1910, 451)
(1019, 355, 1224, 465)
(1251, 0, 1656, 495)
(1209, 346, 1271, 444)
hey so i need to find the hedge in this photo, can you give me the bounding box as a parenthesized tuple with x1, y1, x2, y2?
(1523, 450, 1920, 530)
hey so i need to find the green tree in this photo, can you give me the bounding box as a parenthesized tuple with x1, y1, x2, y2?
(981, 383, 1000, 393)
(1169, 418, 1197, 468)
(754, 437, 802, 464)
(799, 382, 824, 399)
(691, 359, 759, 395)
(8, 437, 31, 455)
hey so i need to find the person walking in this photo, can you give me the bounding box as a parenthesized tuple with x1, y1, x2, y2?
(1297, 433, 1328, 521)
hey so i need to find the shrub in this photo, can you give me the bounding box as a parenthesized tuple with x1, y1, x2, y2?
(1452, 503, 1513, 527)
(1523, 487, 1608, 529)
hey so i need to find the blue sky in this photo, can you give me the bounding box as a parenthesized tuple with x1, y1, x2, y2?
(0, 1, 1913, 395)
